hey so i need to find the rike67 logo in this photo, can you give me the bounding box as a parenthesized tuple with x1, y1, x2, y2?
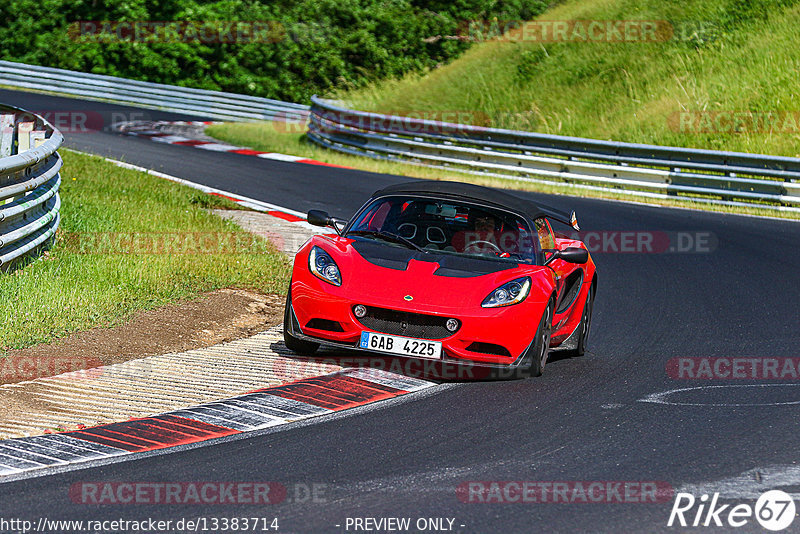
(668, 490, 796, 531)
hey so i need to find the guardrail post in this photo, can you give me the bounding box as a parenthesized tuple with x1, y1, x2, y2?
(0, 114, 12, 157)
(16, 121, 33, 152)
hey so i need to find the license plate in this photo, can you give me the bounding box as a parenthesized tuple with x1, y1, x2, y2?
(359, 331, 442, 359)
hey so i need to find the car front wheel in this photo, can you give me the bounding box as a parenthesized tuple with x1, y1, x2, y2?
(526, 300, 554, 378)
(564, 284, 594, 358)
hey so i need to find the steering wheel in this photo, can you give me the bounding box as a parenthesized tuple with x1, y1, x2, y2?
(464, 240, 502, 254)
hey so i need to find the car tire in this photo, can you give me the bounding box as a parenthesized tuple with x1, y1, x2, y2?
(526, 300, 554, 378)
(564, 284, 594, 358)
(283, 289, 320, 356)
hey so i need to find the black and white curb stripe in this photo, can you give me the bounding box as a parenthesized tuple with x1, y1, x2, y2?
(0, 368, 434, 478)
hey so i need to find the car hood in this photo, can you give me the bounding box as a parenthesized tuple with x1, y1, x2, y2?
(315, 236, 552, 312)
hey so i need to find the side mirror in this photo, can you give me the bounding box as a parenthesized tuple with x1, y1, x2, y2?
(307, 210, 330, 227)
(544, 247, 588, 265)
(307, 210, 346, 235)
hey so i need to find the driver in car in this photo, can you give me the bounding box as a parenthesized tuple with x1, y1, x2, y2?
(452, 213, 517, 257)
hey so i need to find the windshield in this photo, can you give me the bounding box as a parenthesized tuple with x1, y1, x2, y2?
(347, 195, 538, 264)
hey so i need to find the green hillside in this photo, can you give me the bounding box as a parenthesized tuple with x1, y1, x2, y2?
(343, 0, 800, 157)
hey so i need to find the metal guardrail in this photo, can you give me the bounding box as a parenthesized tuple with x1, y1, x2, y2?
(308, 97, 800, 213)
(0, 60, 309, 122)
(0, 104, 62, 270)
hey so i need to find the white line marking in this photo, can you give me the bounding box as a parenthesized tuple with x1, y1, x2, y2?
(343, 368, 435, 392)
(194, 143, 243, 152)
(0, 440, 87, 462)
(639, 383, 800, 406)
(241, 393, 332, 416)
(220, 399, 294, 422)
(168, 409, 254, 431)
(0, 450, 49, 468)
(199, 402, 285, 426)
(0, 444, 67, 465)
(257, 153, 304, 162)
(0, 463, 22, 475)
(31, 434, 126, 456)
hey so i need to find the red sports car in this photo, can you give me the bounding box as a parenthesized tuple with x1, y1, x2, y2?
(283, 181, 596, 377)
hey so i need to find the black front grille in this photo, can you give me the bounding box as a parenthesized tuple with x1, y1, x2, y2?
(357, 306, 456, 340)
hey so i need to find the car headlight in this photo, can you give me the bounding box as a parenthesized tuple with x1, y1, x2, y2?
(482, 277, 531, 308)
(309, 246, 342, 286)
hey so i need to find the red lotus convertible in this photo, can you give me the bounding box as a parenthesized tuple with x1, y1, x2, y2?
(283, 181, 596, 377)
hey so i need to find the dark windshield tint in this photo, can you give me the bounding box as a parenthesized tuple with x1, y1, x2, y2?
(348, 195, 538, 264)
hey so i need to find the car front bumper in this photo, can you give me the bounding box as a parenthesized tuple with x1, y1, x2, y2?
(289, 278, 548, 368)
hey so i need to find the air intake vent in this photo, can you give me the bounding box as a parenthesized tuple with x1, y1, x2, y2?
(305, 319, 344, 332)
(466, 342, 511, 357)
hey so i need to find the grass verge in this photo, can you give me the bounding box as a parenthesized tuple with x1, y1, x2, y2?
(0, 149, 291, 351)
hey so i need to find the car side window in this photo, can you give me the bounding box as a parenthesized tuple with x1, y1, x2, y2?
(535, 218, 555, 251)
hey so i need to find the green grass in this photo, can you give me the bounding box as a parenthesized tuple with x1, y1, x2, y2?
(342, 0, 800, 157)
(0, 149, 291, 350)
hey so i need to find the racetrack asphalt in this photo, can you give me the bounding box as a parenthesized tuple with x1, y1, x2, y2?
(1, 88, 799, 533)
